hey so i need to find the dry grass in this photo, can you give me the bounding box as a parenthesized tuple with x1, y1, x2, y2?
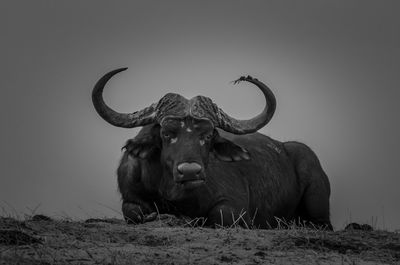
(1, 213, 399, 265)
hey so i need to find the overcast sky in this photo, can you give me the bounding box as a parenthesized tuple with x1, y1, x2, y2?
(2, 1, 399, 230)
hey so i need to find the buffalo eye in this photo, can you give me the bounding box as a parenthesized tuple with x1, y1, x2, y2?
(161, 130, 176, 140)
(162, 132, 170, 138)
(201, 132, 214, 141)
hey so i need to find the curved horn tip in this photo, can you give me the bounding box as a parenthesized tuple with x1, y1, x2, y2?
(113, 67, 128, 73)
(218, 74, 276, 134)
(232, 75, 258, 85)
(92, 67, 158, 128)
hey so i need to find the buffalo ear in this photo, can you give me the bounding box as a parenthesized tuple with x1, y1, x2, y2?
(122, 125, 161, 159)
(212, 134, 250, 162)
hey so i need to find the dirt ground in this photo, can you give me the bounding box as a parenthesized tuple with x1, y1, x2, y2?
(1, 215, 399, 265)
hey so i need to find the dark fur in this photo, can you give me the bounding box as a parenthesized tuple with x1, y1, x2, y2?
(118, 123, 332, 230)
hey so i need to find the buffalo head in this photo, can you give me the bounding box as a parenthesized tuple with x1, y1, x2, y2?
(92, 68, 276, 193)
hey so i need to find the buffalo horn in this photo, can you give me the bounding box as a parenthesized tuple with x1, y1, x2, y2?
(92, 68, 157, 128)
(216, 76, 276, 134)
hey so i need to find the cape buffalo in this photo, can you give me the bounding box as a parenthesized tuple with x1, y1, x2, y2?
(92, 68, 333, 230)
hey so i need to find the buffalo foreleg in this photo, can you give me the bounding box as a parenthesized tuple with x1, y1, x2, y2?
(117, 151, 161, 224)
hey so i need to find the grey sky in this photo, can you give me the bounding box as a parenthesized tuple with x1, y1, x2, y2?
(2, 1, 399, 230)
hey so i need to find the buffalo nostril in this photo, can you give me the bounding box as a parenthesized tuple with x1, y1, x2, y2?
(177, 162, 202, 175)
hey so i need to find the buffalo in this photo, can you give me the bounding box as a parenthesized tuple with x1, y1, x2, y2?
(92, 68, 333, 230)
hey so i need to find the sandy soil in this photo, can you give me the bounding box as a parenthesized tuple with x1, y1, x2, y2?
(1, 215, 399, 265)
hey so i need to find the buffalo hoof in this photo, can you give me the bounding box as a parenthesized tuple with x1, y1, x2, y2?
(122, 203, 145, 224)
(143, 212, 158, 222)
(143, 213, 180, 223)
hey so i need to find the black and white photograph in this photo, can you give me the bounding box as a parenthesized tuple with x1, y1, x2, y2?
(2, 1, 400, 264)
